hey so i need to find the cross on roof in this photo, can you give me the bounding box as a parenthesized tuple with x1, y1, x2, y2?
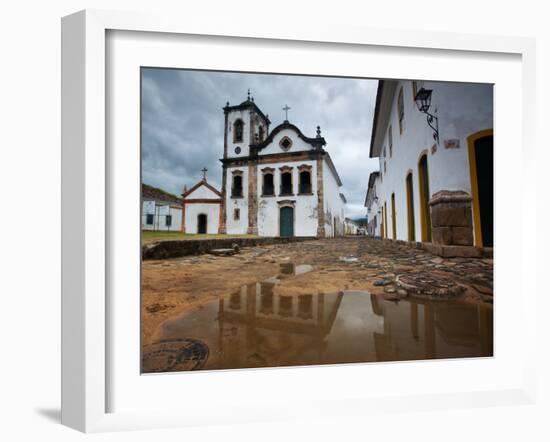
(201, 167, 208, 180)
(283, 104, 291, 121)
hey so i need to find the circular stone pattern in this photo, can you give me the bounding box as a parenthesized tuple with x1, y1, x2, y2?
(396, 272, 465, 300)
(142, 338, 209, 373)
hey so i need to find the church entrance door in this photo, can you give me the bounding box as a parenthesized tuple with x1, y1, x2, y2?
(197, 214, 207, 234)
(279, 207, 294, 237)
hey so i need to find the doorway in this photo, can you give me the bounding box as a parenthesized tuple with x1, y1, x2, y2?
(391, 193, 397, 240)
(469, 130, 494, 247)
(406, 172, 416, 241)
(418, 153, 432, 242)
(279, 207, 294, 237)
(197, 213, 207, 234)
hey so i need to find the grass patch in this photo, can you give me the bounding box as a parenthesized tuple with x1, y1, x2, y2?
(142, 231, 259, 244)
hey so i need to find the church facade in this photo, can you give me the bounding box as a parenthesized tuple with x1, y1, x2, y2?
(219, 96, 345, 238)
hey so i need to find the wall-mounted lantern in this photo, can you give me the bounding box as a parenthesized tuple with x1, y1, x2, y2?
(414, 88, 439, 144)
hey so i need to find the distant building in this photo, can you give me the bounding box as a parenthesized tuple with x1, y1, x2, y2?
(343, 218, 359, 235)
(364, 171, 381, 237)
(365, 80, 493, 250)
(142, 184, 182, 231)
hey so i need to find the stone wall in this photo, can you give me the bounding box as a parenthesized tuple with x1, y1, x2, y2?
(142, 236, 316, 260)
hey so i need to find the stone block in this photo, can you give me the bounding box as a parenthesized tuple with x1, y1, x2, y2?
(437, 245, 482, 258)
(431, 204, 472, 227)
(420, 242, 482, 258)
(451, 226, 473, 246)
(432, 226, 452, 245)
(429, 190, 473, 246)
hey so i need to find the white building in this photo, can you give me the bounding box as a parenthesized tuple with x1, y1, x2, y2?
(364, 171, 382, 237)
(181, 177, 222, 234)
(142, 184, 182, 231)
(219, 94, 345, 238)
(343, 218, 359, 235)
(365, 80, 493, 250)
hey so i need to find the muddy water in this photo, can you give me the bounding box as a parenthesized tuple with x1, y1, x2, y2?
(143, 264, 493, 373)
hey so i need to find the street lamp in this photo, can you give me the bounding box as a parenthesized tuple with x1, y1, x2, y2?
(414, 88, 439, 144)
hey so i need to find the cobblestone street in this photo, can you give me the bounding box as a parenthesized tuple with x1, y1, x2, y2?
(142, 237, 493, 347)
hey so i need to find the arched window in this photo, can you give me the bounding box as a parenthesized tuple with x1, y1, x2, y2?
(299, 170, 311, 194)
(398, 87, 405, 134)
(388, 124, 393, 157)
(231, 172, 243, 198)
(279, 167, 293, 195)
(233, 119, 244, 143)
(263, 172, 274, 196)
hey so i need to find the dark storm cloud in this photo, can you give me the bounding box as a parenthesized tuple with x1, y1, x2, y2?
(141, 68, 379, 217)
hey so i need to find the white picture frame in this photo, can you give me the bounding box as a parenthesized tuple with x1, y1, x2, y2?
(61, 9, 537, 433)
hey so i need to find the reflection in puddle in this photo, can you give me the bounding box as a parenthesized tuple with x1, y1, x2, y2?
(144, 264, 493, 373)
(279, 262, 314, 277)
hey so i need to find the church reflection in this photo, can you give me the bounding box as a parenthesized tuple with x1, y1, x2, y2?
(217, 273, 344, 368)
(146, 264, 493, 372)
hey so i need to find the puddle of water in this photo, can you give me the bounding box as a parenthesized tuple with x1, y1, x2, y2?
(143, 264, 493, 373)
(339, 256, 359, 263)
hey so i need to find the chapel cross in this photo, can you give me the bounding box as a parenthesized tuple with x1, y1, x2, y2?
(201, 167, 208, 180)
(283, 104, 291, 121)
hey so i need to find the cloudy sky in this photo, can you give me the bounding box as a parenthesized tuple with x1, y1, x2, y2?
(141, 68, 379, 218)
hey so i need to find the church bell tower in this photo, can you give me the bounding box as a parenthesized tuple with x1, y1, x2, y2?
(223, 90, 270, 160)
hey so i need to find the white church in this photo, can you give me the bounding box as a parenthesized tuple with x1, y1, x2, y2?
(181, 93, 346, 238)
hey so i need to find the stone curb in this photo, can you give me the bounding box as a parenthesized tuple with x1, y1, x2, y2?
(142, 236, 317, 260)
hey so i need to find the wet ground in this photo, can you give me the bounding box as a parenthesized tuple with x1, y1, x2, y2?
(141, 237, 493, 373)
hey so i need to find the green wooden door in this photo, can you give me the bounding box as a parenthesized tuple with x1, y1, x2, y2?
(280, 207, 294, 237)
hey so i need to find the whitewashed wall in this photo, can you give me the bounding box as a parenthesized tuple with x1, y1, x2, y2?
(258, 128, 316, 155)
(322, 158, 344, 237)
(185, 203, 220, 234)
(187, 184, 219, 199)
(375, 80, 493, 241)
(256, 159, 318, 237)
(366, 175, 382, 237)
(142, 200, 182, 231)
(225, 166, 249, 234)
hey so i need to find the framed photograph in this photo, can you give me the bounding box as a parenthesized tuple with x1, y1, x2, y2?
(61, 9, 537, 432)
